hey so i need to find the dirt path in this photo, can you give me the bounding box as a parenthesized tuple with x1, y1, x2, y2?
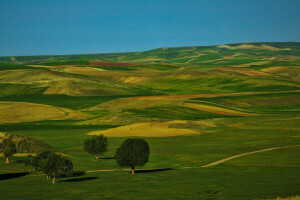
(201, 144, 300, 167)
(26, 144, 300, 177)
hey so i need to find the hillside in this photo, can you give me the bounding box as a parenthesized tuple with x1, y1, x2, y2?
(0, 42, 300, 199)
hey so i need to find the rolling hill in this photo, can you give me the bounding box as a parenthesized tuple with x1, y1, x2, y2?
(0, 42, 300, 200)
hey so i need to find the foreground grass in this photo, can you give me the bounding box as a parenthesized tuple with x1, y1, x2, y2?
(0, 166, 299, 200)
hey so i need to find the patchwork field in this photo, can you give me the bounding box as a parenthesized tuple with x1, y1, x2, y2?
(0, 42, 300, 199)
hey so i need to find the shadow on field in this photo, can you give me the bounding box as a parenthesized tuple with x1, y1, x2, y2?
(99, 157, 115, 160)
(134, 168, 176, 174)
(71, 171, 86, 177)
(59, 177, 98, 183)
(0, 172, 30, 181)
(11, 159, 26, 164)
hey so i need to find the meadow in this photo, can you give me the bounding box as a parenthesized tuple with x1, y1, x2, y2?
(0, 42, 300, 199)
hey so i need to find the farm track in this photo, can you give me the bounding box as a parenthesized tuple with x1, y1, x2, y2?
(82, 144, 300, 173)
(26, 144, 300, 177)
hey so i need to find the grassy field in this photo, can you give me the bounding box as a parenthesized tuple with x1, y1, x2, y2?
(0, 42, 300, 199)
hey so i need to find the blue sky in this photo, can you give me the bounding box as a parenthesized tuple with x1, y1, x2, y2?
(0, 0, 299, 56)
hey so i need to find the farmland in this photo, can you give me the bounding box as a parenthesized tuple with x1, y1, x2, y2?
(0, 42, 300, 199)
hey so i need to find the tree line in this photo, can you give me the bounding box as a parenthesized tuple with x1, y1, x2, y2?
(1, 135, 150, 183)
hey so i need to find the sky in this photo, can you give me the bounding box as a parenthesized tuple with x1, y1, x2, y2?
(0, 0, 299, 56)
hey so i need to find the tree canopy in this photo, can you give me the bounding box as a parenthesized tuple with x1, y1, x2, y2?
(0, 137, 16, 164)
(84, 135, 108, 160)
(25, 151, 73, 184)
(115, 138, 150, 174)
(43, 153, 73, 184)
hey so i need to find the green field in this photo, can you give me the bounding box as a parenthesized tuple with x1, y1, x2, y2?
(0, 42, 300, 199)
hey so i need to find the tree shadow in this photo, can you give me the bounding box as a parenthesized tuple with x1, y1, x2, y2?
(59, 177, 98, 183)
(11, 159, 26, 164)
(0, 172, 30, 181)
(134, 168, 176, 174)
(99, 157, 115, 160)
(71, 171, 86, 177)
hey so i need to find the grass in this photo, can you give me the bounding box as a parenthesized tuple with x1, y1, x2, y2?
(0, 166, 299, 200)
(124, 106, 226, 120)
(0, 94, 134, 110)
(0, 42, 300, 199)
(0, 63, 45, 71)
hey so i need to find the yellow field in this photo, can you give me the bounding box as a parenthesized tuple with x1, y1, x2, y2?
(0, 69, 76, 84)
(217, 44, 291, 51)
(63, 66, 106, 76)
(215, 67, 270, 77)
(261, 66, 286, 73)
(0, 153, 36, 157)
(0, 101, 90, 124)
(88, 122, 200, 137)
(183, 103, 255, 116)
(86, 97, 181, 112)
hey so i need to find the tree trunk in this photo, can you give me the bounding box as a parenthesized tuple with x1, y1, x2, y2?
(52, 177, 56, 184)
(131, 167, 135, 175)
(95, 155, 99, 160)
(5, 157, 9, 164)
(47, 175, 49, 180)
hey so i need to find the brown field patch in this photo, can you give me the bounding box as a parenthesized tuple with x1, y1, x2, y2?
(215, 67, 271, 77)
(88, 122, 200, 137)
(0, 101, 90, 124)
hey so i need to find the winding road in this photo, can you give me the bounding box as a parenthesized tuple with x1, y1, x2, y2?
(85, 144, 300, 173)
(25, 144, 300, 176)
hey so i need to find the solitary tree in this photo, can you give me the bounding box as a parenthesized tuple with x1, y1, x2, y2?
(115, 138, 150, 175)
(43, 153, 73, 184)
(0, 137, 17, 164)
(84, 135, 108, 160)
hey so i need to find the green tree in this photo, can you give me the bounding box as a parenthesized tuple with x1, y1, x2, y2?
(0, 137, 17, 164)
(115, 138, 150, 174)
(43, 153, 73, 184)
(84, 135, 108, 160)
(25, 151, 53, 174)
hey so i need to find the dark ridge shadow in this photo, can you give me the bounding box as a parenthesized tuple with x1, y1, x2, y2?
(71, 171, 86, 177)
(133, 168, 176, 174)
(99, 157, 115, 160)
(59, 177, 98, 183)
(0, 172, 30, 181)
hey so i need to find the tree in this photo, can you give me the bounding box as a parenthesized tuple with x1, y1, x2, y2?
(43, 153, 73, 184)
(25, 151, 73, 183)
(25, 151, 53, 173)
(84, 135, 108, 160)
(115, 138, 150, 175)
(0, 137, 17, 164)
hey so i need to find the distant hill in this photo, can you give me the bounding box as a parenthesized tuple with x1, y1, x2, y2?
(0, 42, 299, 64)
